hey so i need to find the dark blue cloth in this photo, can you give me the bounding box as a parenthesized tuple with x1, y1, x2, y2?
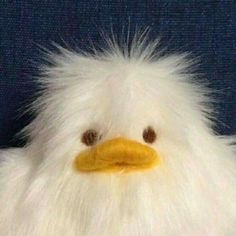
(0, 1, 235, 147)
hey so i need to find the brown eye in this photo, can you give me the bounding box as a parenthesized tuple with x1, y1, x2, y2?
(81, 129, 98, 146)
(143, 126, 157, 144)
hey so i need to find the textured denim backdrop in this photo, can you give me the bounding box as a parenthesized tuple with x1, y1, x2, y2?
(0, 1, 235, 147)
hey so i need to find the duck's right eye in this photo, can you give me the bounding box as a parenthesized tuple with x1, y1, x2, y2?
(81, 129, 99, 146)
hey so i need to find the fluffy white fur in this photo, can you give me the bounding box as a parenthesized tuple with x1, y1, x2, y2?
(0, 36, 235, 236)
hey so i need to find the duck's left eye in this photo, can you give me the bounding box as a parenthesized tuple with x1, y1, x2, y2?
(81, 129, 99, 146)
(143, 126, 157, 144)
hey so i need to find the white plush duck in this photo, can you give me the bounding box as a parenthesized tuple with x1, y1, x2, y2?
(0, 37, 235, 236)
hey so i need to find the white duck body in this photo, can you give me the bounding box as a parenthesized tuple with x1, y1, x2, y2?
(0, 40, 235, 236)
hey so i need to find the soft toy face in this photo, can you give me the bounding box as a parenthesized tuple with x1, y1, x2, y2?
(70, 67, 188, 174)
(30, 52, 203, 178)
(72, 70, 165, 173)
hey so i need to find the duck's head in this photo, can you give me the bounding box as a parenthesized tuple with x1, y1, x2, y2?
(26, 38, 210, 178)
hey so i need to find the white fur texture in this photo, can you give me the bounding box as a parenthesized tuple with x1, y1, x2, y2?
(0, 37, 235, 236)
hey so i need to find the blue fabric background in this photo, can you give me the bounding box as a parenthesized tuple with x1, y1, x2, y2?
(0, 1, 235, 147)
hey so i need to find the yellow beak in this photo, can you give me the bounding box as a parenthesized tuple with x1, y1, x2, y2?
(73, 138, 160, 173)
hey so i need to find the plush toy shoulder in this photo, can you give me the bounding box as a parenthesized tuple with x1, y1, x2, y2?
(0, 148, 32, 202)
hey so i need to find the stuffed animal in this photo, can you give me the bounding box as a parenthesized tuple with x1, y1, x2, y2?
(0, 37, 235, 236)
